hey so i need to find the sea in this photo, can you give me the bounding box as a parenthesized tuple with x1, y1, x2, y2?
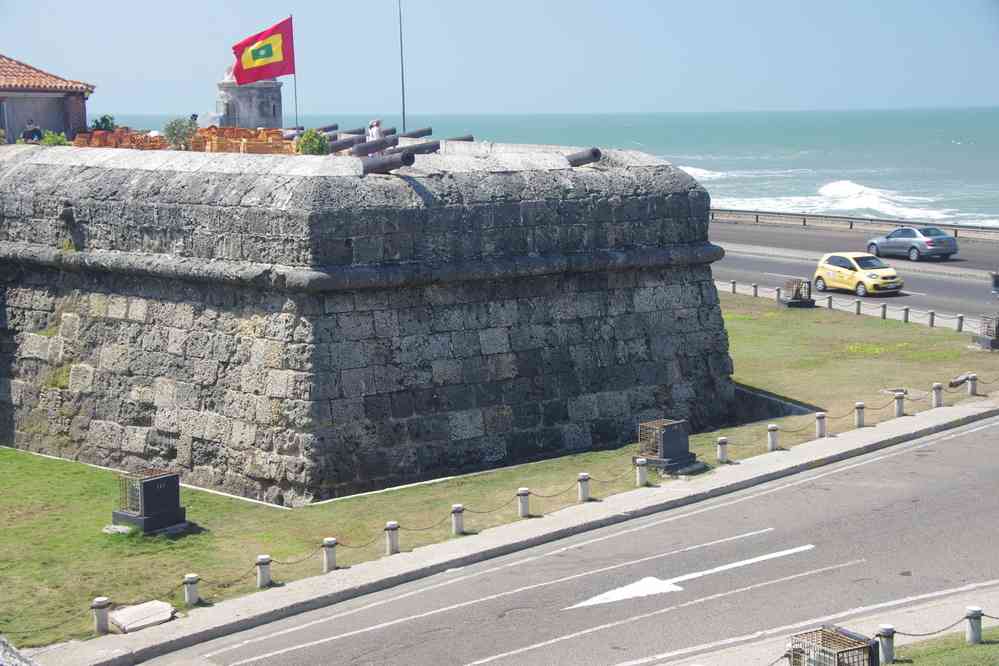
(110, 108, 999, 228)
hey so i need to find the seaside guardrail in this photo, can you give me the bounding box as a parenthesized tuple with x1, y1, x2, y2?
(710, 208, 999, 238)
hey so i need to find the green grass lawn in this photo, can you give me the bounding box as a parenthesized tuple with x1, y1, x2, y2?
(895, 626, 999, 664)
(3, 292, 999, 647)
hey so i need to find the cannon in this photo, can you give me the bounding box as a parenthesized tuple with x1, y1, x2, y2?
(382, 127, 397, 136)
(446, 134, 474, 142)
(351, 135, 400, 156)
(566, 147, 602, 167)
(399, 127, 432, 139)
(339, 127, 365, 135)
(361, 151, 415, 175)
(316, 123, 339, 133)
(384, 140, 441, 156)
(327, 134, 368, 152)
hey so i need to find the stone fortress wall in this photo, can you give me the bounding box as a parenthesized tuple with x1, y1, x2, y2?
(0, 141, 733, 505)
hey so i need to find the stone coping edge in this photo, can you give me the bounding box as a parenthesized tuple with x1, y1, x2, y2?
(45, 402, 999, 666)
(0, 242, 724, 293)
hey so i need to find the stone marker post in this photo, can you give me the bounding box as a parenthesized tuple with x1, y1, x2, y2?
(635, 458, 648, 487)
(767, 424, 779, 451)
(775, 287, 782, 303)
(966, 606, 983, 644)
(855, 402, 865, 428)
(451, 505, 465, 536)
(322, 537, 337, 573)
(91, 596, 111, 635)
(752, 284, 759, 297)
(878, 624, 895, 664)
(517, 488, 531, 518)
(854, 300, 862, 315)
(385, 521, 400, 555)
(183, 574, 200, 606)
(928, 311, 936, 327)
(903, 307, 910, 323)
(577, 473, 590, 503)
(826, 295, 833, 309)
(957, 314, 964, 333)
(716, 437, 729, 463)
(969, 373, 978, 396)
(730, 280, 737, 294)
(815, 412, 827, 438)
(256, 555, 272, 589)
(880, 303, 887, 320)
(932, 383, 943, 408)
(894, 392, 905, 418)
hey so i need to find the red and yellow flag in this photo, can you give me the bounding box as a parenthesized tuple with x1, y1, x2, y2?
(231, 17, 296, 85)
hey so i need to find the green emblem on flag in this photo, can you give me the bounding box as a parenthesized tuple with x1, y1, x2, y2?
(251, 43, 274, 61)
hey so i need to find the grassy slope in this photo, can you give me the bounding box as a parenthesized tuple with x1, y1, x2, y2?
(896, 626, 999, 664)
(3, 292, 999, 646)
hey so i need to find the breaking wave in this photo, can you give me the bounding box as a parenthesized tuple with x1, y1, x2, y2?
(679, 166, 815, 181)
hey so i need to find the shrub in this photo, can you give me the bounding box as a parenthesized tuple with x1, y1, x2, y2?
(91, 114, 115, 131)
(163, 117, 198, 150)
(40, 131, 70, 146)
(297, 128, 329, 155)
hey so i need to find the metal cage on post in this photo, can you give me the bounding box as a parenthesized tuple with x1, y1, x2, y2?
(113, 470, 186, 534)
(975, 313, 999, 351)
(782, 278, 816, 308)
(787, 626, 878, 666)
(634, 418, 700, 473)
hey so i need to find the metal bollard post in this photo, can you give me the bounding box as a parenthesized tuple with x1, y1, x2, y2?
(183, 573, 200, 606)
(826, 295, 833, 309)
(880, 303, 887, 320)
(767, 424, 779, 451)
(854, 299, 862, 315)
(385, 521, 400, 555)
(815, 412, 827, 438)
(322, 537, 338, 573)
(878, 625, 896, 664)
(450, 505, 465, 536)
(256, 555, 272, 589)
(775, 287, 782, 302)
(752, 283, 759, 298)
(903, 306, 910, 323)
(969, 373, 978, 396)
(966, 606, 983, 645)
(730, 279, 737, 294)
(635, 458, 649, 487)
(957, 314, 964, 333)
(577, 473, 590, 503)
(894, 392, 905, 418)
(928, 311, 935, 327)
(517, 488, 530, 518)
(91, 596, 111, 635)
(932, 383, 943, 408)
(716, 436, 729, 463)
(855, 402, 865, 428)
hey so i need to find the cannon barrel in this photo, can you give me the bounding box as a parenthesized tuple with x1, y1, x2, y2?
(351, 135, 400, 156)
(316, 124, 339, 133)
(382, 127, 397, 136)
(566, 147, 602, 167)
(339, 127, 365, 135)
(400, 127, 432, 139)
(283, 126, 305, 131)
(361, 151, 415, 175)
(282, 129, 303, 140)
(328, 135, 368, 152)
(384, 140, 441, 156)
(446, 134, 474, 142)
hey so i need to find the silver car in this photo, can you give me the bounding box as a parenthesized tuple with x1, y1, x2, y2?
(866, 226, 958, 262)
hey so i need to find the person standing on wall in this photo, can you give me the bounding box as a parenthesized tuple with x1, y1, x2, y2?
(21, 119, 42, 143)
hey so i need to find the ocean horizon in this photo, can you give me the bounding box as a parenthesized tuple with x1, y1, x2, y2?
(104, 108, 999, 228)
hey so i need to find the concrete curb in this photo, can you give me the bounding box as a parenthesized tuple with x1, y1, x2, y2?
(34, 402, 999, 666)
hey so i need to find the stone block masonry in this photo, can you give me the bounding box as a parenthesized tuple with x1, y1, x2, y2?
(0, 143, 734, 505)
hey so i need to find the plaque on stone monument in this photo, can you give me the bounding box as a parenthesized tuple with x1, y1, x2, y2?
(635, 419, 702, 473)
(780, 278, 816, 308)
(112, 471, 186, 534)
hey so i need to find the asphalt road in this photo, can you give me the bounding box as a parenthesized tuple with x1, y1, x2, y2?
(154, 416, 999, 666)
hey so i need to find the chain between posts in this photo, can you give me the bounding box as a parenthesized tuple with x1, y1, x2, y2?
(530, 483, 579, 499)
(398, 514, 452, 532)
(463, 496, 518, 515)
(893, 616, 967, 637)
(271, 547, 322, 565)
(1, 615, 80, 637)
(335, 534, 382, 549)
(200, 564, 257, 590)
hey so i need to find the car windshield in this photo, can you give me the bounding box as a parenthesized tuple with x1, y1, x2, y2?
(921, 227, 947, 237)
(855, 256, 889, 269)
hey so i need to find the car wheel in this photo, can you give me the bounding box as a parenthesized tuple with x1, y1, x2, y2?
(867, 243, 879, 257)
(855, 282, 868, 297)
(941, 254, 953, 261)
(814, 277, 826, 292)
(908, 247, 920, 262)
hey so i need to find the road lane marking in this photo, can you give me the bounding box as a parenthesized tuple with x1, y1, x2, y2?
(568, 544, 815, 609)
(612, 578, 999, 666)
(205, 417, 997, 661)
(764, 272, 808, 280)
(210, 528, 773, 662)
(464, 559, 864, 665)
(902, 290, 927, 296)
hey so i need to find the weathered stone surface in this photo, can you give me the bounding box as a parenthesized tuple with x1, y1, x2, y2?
(0, 142, 733, 506)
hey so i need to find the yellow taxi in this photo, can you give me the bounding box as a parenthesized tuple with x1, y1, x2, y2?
(812, 252, 903, 297)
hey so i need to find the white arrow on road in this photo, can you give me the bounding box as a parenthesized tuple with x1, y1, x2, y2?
(567, 544, 815, 609)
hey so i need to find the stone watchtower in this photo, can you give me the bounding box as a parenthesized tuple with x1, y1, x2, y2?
(215, 67, 282, 129)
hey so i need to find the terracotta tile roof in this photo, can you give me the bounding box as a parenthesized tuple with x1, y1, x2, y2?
(0, 54, 95, 94)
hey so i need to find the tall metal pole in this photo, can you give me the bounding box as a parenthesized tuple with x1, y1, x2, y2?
(292, 15, 299, 129)
(397, 0, 407, 133)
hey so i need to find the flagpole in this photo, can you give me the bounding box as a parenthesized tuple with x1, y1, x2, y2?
(397, 0, 407, 133)
(291, 15, 299, 129)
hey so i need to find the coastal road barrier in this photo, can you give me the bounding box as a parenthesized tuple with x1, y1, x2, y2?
(710, 208, 999, 241)
(715, 278, 983, 334)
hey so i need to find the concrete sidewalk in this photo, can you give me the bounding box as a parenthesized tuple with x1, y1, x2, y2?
(32, 399, 999, 666)
(662, 582, 999, 666)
